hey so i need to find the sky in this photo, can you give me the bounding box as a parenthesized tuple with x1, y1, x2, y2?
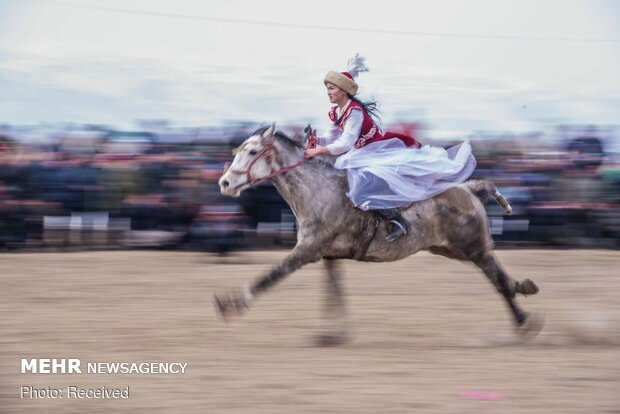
(0, 0, 619, 138)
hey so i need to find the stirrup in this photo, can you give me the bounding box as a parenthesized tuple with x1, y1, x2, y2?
(385, 220, 407, 242)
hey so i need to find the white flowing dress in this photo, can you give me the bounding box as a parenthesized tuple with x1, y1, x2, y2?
(318, 106, 477, 210)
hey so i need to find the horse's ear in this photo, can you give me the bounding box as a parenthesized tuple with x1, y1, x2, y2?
(261, 123, 276, 140)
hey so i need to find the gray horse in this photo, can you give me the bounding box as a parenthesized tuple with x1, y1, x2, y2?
(215, 124, 540, 344)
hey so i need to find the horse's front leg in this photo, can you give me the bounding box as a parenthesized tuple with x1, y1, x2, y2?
(316, 258, 349, 346)
(213, 241, 324, 320)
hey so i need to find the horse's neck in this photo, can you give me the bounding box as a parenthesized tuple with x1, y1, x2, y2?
(270, 149, 312, 215)
(270, 149, 345, 221)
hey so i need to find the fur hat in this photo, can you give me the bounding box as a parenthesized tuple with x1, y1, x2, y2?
(323, 71, 358, 96)
(323, 54, 369, 96)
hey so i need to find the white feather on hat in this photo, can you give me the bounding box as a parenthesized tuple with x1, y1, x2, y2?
(347, 53, 369, 79)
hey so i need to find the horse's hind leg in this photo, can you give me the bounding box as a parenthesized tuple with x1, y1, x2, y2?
(471, 252, 537, 326)
(317, 259, 348, 346)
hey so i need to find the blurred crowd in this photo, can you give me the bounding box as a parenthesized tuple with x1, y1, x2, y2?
(471, 126, 619, 247)
(0, 122, 618, 252)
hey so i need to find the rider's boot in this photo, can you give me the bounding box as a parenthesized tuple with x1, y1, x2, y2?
(376, 209, 408, 242)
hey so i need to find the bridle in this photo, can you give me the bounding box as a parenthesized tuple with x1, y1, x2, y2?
(225, 138, 308, 191)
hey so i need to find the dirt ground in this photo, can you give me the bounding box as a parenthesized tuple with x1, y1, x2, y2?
(1, 249, 619, 413)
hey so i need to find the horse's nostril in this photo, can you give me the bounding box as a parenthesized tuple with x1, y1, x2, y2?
(221, 180, 230, 188)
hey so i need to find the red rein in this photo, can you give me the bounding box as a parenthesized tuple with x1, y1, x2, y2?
(226, 139, 309, 191)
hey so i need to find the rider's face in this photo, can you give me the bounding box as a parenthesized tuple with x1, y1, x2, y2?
(326, 83, 348, 106)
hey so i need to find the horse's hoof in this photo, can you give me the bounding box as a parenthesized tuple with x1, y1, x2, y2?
(314, 333, 349, 347)
(213, 294, 229, 322)
(516, 279, 539, 296)
(213, 291, 249, 322)
(515, 312, 545, 342)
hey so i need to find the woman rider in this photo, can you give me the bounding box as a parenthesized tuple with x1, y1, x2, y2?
(305, 55, 477, 242)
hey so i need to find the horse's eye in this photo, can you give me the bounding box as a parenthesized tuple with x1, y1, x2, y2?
(248, 149, 258, 156)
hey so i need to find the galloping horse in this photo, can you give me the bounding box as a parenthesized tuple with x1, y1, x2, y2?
(215, 124, 540, 344)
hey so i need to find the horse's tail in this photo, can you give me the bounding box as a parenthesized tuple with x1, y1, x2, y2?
(465, 180, 512, 215)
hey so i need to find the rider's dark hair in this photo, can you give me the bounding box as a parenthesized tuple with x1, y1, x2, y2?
(335, 95, 381, 126)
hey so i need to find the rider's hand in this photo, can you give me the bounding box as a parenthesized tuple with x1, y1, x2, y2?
(305, 146, 328, 158)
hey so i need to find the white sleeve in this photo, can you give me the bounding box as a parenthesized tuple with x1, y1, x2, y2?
(325, 109, 363, 155)
(317, 124, 340, 146)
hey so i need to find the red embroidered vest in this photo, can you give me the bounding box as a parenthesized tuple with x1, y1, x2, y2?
(329, 101, 421, 149)
(329, 101, 382, 149)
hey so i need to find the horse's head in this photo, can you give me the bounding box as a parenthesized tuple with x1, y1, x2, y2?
(219, 123, 307, 197)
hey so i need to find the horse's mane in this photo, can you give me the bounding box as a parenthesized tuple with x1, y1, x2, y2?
(251, 125, 304, 150)
(250, 125, 344, 176)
